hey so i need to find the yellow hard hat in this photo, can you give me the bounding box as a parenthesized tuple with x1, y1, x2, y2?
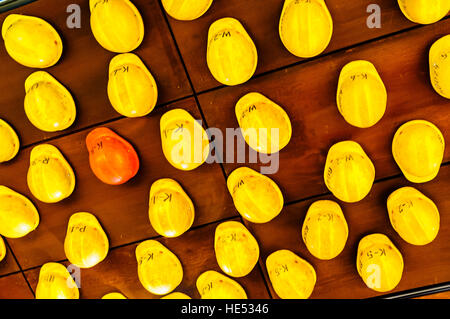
(302, 200, 348, 260)
(136, 240, 183, 295)
(279, 0, 333, 58)
(214, 221, 259, 278)
(0, 119, 20, 163)
(196, 270, 247, 299)
(357, 233, 404, 292)
(64, 212, 109, 269)
(0, 186, 39, 238)
(160, 108, 210, 171)
(102, 292, 127, 299)
(387, 187, 440, 245)
(227, 167, 284, 223)
(27, 144, 75, 203)
(392, 120, 444, 183)
(398, 0, 450, 24)
(337, 60, 387, 128)
(266, 249, 316, 299)
(429, 35, 450, 99)
(324, 141, 375, 203)
(207, 18, 258, 86)
(162, 0, 213, 21)
(108, 53, 158, 118)
(235, 92, 292, 154)
(0, 236, 5, 263)
(24, 71, 76, 132)
(148, 178, 195, 238)
(1, 14, 62, 68)
(36, 262, 79, 299)
(161, 292, 191, 299)
(89, 0, 144, 53)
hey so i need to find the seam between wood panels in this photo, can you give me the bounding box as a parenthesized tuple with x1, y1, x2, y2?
(156, 0, 227, 180)
(157, 0, 273, 298)
(3, 239, 35, 298)
(18, 214, 240, 273)
(194, 15, 450, 96)
(0, 270, 22, 280)
(252, 160, 450, 208)
(156, 5, 449, 300)
(19, 93, 195, 151)
(8, 1, 448, 298)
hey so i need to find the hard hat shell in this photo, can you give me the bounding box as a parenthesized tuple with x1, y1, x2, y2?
(102, 292, 127, 299)
(35, 262, 79, 299)
(266, 249, 316, 299)
(207, 17, 258, 86)
(24, 71, 76, 132)
(214, 221, 259, 278)
(148, 178, 195, 238)
(0, 119, 20, 163)
(0, 236, 5, 263)
(0, 186, 39, 238)
(89, 0, 144, 53)
(392, 120, 444, 183)
(1, 14, 62, 68)
(357, 233, 404, 292)
(27, 144, 75, 203)
(387, 187, 440, 246)
(302, 200, 348, 260)
(398, 0, 450, 25)
(235, 92, 292, 154)
(162, 0, 213, 21)
(196, 270, 248, 299)
(160, 109, 210, 171)
(86, 127, 140, 185)
(324, 141, 375, 203)
(337, 60, 387, 128)
(429, 35, 450, 99)
(161, 292, 191, 299)
(108, 53, 158, 118)
(227, 167, 284, 223)
(64, 212, 109, 269)
(279, 0, 333, 58)
(136, 240, 183, 295)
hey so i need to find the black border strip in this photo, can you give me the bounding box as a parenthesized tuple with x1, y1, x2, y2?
(378, 282, 450, 299)
(0, 0, 36, 13)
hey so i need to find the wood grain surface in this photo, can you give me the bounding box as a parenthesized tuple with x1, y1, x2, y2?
(0, 0, 448, 299)
(245, 165, 450, 299)
(199, 19, 450, 203)
(0, 98, 237, 270)
(0, 273, 34, 299)
(24, 218, 270, 299)
(0, 239, 20, 277)
(0, 0, 191, 147)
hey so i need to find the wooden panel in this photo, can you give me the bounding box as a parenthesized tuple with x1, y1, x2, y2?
(245, 165, 450, 299)
(0, 273, 34, 299)
(0, 239, 20, 276)
(24, 218, 270, 299)
(0, 98, 237, 270)
(1, 0, 449, 300)
(0, 0, 191, 147)
(166, 0, 420, 92)
(415, 290, 450, 299)
(199, 20, 450, 203)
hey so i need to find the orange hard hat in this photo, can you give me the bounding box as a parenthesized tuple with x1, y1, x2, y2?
(86, 127, 139, 185)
